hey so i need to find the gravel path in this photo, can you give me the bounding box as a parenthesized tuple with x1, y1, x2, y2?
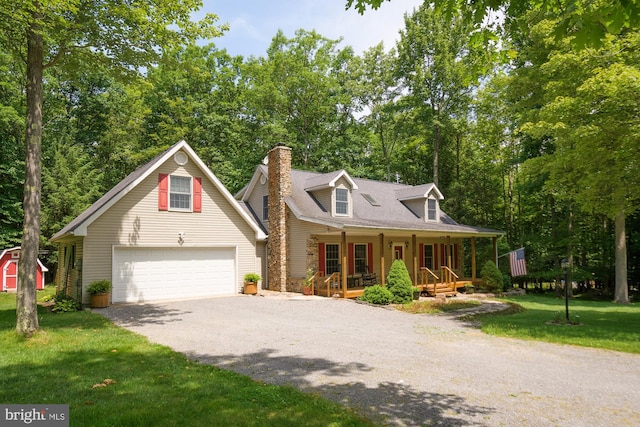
(97, 295, 640, 426)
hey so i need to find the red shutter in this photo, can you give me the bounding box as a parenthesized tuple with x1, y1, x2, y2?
(434, 244, 438, 268)
(454, 244, 459, 269)
(193, 177, 202, 213)
(419, 244, 424, 268)
(367, 243, 373, 273)
(318, 243, 325, 276)
(348, 243, 354, 275)
(158, 174, 169, 211)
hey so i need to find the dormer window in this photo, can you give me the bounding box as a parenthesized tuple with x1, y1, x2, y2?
(335, 188, 349, 216)
(427, 198, 437, 221)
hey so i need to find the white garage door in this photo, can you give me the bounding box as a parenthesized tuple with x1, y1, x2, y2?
(112, 247, 236, 303)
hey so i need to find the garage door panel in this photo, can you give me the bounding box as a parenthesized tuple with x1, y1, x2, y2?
(113, 247, 235, 303)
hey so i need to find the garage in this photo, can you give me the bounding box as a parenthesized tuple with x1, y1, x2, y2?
(112, 247, 236, 303)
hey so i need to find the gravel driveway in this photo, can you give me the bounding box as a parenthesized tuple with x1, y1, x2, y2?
(97, 294, 640, 426)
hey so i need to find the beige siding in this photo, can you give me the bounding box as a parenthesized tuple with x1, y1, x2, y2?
(247, 175, 269, 228)
(287, 215, 325, 279)
(82, 152, 258, 302)
(312, 188, 332, 213)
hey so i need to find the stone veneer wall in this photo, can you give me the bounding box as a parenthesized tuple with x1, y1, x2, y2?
(266, 144, 291, 292)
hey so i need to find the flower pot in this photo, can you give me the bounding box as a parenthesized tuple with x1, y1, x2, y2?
(244, 282, 258, 295)
(413, 291, 421, 300)
(303, 286, 312, 296)
(90, 292, 110, 308)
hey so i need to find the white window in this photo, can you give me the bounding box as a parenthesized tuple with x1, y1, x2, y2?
(170, 176, 192, 211)
(423, 244, 434, 269)
(427, 198, 437, 221)
(325, 244, 340, 274)
(262, 195, 269, 220)
(335, 188, 349, 216)
(354, 244, 367, 274)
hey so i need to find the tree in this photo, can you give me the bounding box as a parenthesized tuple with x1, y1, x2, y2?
(0, 0, 223, 337)
(346, 0, 640, 49)
(395, 4, 486, 187)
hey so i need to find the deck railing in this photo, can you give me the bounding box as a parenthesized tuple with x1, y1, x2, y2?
(419, 267, 439, 294)
(441, 266, 459, 290)
(321, 272, 341, 297)
(309, 271, 323, 296)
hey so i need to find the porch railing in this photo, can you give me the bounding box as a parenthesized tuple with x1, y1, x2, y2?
(419, 267, 439, 294)
(309, 271, 323, 296)
(321, 272, 341, 297)
(441, 266, 459, 290)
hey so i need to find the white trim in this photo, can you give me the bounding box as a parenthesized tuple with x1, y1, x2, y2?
(65, 141, 266, 241)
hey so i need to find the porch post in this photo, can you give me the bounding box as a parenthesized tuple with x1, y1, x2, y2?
(341, 231, 347, 296)
(446, 235, 452, 285)
(471, 237, 477, 283)
(492, 236, 498, 266)
(412, 234, 417, 285)
(379, 233, 385, 286)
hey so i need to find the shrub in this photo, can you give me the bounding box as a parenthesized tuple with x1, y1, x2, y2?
(87, 280, 111, 295)
(359, 285, 393, 305)
(52, 297, 80, 313)
(386, 259, 414, 304)
(243, 273, 261, 283)
(481, 260, 503, 293)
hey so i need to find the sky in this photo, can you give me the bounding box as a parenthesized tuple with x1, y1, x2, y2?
(196, 0, 424, 58)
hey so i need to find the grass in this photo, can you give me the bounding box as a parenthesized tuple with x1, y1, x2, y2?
(396, 299, 482, 314)
(472, 294, 640, 354)
(0, 287, 374, 427)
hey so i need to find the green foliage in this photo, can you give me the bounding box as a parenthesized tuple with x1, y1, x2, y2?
(386, 260, 414, 304)
(481, 260, 503, 293)
(243, 273, 261, 283)
(86, 280, 111, 295)
(358, 284, 394, 305)
(51, 298, 80, 313)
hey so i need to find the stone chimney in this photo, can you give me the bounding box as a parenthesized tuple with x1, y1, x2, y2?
(267, 144, 292, 292)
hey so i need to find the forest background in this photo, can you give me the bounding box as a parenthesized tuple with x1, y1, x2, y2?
(1, 1, 638, 302)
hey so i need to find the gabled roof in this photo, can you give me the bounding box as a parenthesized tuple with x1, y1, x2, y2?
(395, 183, 443, 201)
(304, 170, 358, 191)
(51, 140, 267, 242)
(242, 166, 502, 238)
(0, 247, 48, 271)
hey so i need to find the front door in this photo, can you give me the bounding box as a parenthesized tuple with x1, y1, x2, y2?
(394, 245, 404, 261)
(3, 260, 17, 290)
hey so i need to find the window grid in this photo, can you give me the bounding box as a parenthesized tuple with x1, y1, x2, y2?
(325, 244, 340, 274)
(423, 244, 434, 270)
(335, 188, 349, 215)
(354, 244, 367, 274)
(170, 176, 191, 210)
(262, 195, 269, 220)
(427, 199, 437, 221)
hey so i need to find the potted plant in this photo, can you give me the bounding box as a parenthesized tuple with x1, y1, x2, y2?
(412, 286, 422, 300)
(303, 269, 314, 295)
(243, 273, 261, 295)
(87, 279, 111, 308)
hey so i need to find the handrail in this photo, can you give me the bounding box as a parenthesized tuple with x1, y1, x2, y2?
(441, 266, 459, 279)
(323, 272, 341, 297)
(309, 271, 323, 296)
(419, 267, 439, 281)
(441, 266, 459, 289)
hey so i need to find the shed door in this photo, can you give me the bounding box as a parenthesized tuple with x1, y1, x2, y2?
(112, 247, 236, 303)
(3, 260, 17, 290)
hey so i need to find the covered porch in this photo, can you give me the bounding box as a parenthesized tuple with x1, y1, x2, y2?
(305, 231, 499, 299)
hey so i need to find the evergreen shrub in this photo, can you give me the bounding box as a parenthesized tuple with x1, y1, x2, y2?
(481, 260, 503, 293)
(386, 259, 414, 304)
(359, 284, 393, 305)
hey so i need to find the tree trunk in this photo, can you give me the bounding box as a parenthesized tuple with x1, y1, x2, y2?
(433, 125, 440, 186)
(613, 209, 629, 303)
(16, 9, 43, 337)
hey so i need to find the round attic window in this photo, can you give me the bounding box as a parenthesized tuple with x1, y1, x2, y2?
(260, 175, 266, 185)
(174, 152, 188, 166)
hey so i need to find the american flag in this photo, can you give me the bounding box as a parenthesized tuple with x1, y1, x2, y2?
(509, 248, 528, 277)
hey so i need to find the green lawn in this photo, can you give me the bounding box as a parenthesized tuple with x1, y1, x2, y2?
(0, 288, 373, 427)
(474, 294, 640, 354)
